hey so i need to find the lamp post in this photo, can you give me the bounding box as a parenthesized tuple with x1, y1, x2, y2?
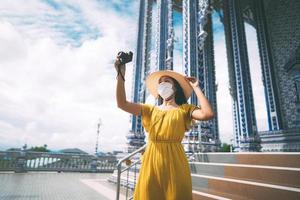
(230, 138, 234, 152)
(95, 118, 102, 156)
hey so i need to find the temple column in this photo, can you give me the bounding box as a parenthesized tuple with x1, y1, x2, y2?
(182, 0, 198, 77)
(128, 0, 153, 153)
(182, 0, 200, 153)
(253, 0, 283, 131)
(202, 9, 220, 146)
(155, 0, 169, 71)
(182, 0, 218, 152)
(220, 1, 240, 149)
(223, 0, 260, 151)
(196, 0, 219, 151)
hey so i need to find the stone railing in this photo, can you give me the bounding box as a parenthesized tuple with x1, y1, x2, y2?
(0, 150, 117, 173)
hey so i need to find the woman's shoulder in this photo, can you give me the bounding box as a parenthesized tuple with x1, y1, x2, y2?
(180, 103, 193, 108)
(181, 103, 199, 107)
(141, 103, 155, 108)
(140, 103, 155, 113)
(180, 103, 200, 112)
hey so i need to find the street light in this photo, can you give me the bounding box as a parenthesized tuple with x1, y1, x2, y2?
(95, 118, 102, 156)
(230, 138, 234, 152)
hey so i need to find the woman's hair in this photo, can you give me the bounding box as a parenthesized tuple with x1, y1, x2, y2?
(158, 76, 187, 105)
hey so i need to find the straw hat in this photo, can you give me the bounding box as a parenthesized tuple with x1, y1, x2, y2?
(145, 70, 193, 100)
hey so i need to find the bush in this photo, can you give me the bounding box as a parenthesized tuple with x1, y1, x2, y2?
(29, 144, 50, 152)
(219, 143, 231, 152)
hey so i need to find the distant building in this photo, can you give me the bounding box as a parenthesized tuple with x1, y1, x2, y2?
(95, 151, 107, 156)
(112, 150, 123, 155)
(59, 148, 89, 155)
(6, 148, 22, 151)
(94, 152, 117, 163)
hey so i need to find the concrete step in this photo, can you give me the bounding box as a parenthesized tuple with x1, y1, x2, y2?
(191, 174, 300, 200)
(190, 162, 300, 188)
(112, 153, 300, 199)
(192, 188, 248, 200)
(193, 153, 300, 168)
(110, 170, 245, 199)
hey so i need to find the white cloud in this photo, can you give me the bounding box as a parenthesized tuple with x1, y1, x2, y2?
(0, 1, 139, 153)
(0, 21, 27, 62)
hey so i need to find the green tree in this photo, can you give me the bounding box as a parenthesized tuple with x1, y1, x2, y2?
(219, 143, 231, 152)
(29, 144, 50, 152)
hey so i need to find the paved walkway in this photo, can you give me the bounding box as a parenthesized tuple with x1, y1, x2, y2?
(0, 172, 123, 200)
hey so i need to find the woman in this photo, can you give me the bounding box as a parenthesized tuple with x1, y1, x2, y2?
(115, 56, 215, 200)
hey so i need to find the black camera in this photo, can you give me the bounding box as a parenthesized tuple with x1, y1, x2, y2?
(117, 51, 133, 65)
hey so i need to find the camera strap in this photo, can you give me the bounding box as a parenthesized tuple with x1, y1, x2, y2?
(116, 65, 125, 81)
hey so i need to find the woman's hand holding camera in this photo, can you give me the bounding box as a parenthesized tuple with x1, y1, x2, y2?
(114, 57, 126, 79)
(114, 51, 132, 81)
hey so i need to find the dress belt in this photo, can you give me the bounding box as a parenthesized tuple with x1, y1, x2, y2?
(149, 139, 181, 143)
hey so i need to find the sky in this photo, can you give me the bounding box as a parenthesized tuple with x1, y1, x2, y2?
(0, 0, 267, 153)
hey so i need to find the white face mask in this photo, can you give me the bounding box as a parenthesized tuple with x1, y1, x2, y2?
(157, 82, 174, 99)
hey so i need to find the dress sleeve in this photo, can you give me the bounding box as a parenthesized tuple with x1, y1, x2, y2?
(140, 103, 154, 133)
(184, 103, 200, 131)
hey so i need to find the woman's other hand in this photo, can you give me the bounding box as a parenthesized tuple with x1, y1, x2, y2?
(185, 76, 199, 89)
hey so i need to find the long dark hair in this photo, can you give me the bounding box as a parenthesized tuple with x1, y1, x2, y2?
(158, 76, 187, 105)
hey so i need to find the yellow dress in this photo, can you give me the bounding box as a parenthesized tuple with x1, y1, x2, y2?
(133, 103, 199, 200)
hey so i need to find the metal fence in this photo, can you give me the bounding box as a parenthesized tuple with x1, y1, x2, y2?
(0, 150, 117, 173)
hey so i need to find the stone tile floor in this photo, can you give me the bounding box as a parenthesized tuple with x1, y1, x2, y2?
(0, 172, 117, 200)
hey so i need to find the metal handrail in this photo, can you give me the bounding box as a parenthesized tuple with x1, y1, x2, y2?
(116, 144, 147, 200)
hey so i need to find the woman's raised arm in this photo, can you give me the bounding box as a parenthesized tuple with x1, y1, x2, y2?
(115, 57, 142, 116)
(185, 76, 215, 121)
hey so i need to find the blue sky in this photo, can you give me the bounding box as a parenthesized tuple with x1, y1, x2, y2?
(0, 0, 267, 153)
(1, 0, 138, 47)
